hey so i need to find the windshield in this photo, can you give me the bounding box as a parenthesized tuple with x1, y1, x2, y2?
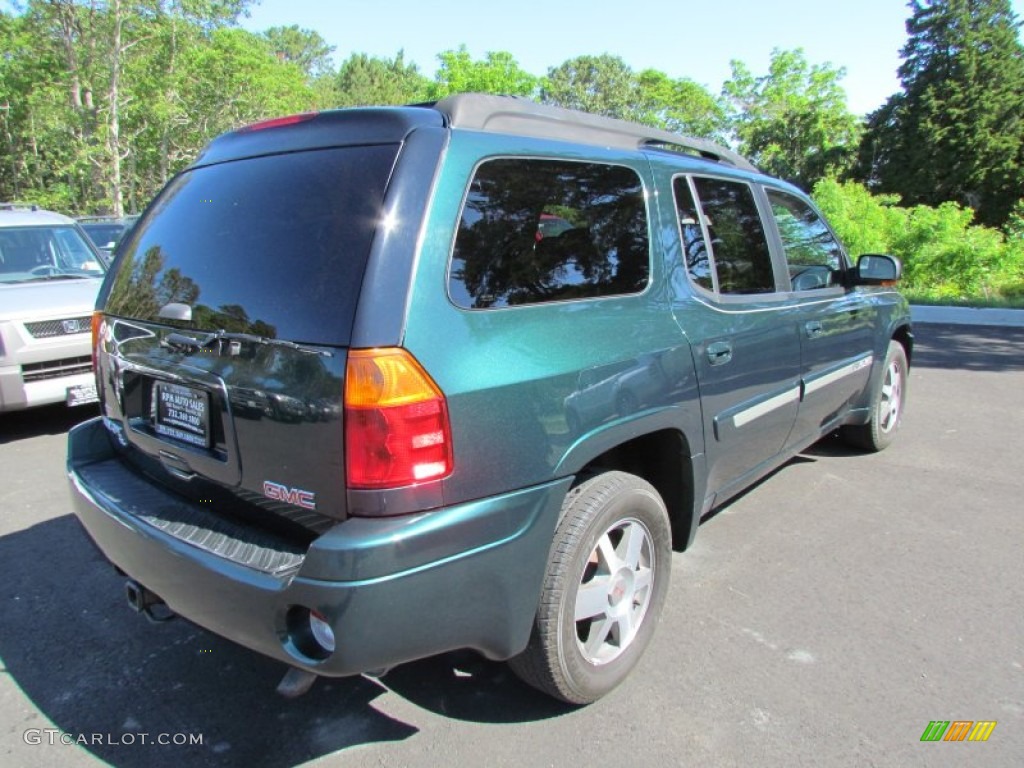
(0, 225, 106, 284)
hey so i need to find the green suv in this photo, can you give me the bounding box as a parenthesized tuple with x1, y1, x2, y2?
(67, 94, 911, 704)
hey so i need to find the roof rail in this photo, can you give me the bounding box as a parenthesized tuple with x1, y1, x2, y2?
(0, 202, 40, 212)
(428, 94, 758, 172)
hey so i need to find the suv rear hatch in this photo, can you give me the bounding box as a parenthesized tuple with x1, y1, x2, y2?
(95, 110, 435, 529)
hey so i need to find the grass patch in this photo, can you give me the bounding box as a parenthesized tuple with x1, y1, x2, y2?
(901, 288, 1024, 309)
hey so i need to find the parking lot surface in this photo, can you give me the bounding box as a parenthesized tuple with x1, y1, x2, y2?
(1, 323, 1021, 767)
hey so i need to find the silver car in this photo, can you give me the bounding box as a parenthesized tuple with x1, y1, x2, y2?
(0, 204, 106, 412)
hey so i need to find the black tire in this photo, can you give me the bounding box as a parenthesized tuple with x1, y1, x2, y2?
(509, 471, 671, 704)
(842, 340, 908, 452)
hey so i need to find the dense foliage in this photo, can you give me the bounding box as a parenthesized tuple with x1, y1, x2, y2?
(815, 178, 1024, 301)
(859, 0, 1024, 227)
(1, 0, 1022, 301)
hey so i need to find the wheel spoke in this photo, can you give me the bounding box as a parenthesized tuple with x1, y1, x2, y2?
(582, 615, 615, 658)
(575, 577, 611, 621)
(621, 521, 646, 569)
(632, 565, 653, 595)
(613, 606, 637, 647)
(596, 535, 623, 572)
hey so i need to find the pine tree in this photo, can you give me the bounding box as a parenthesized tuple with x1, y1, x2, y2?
(859, 0, 1024, 226)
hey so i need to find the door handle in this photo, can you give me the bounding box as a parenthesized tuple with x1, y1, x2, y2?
(707, 341, 733, 366)
(805, 321, 823, 339)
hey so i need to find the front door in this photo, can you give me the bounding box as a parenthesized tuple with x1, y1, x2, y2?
(763, 188, 877, 445)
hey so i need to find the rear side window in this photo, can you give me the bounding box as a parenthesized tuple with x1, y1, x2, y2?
(690, 177, 775, 295)
(104, 145, 400, 345)
(449, 158, 649, 309)
(672, 176, 777, 296)
(673, 177, 714, 292)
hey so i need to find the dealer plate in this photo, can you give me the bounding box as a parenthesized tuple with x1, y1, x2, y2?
(154, 382, 210, 448)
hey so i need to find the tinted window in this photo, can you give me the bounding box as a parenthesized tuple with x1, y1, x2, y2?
(672, 177, 714, 292)
(449, 159, 649, 308)
(104, 145, 399, 345)
(691, 177, 775, 295)
(767, 189, 844, 291)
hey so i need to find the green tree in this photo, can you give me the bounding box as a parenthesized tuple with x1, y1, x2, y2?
(812, 178, 904, 257)
(1005, 199, 1024, 240)
(541, 54, 637, 119)
(634, 69, 728, 140)
(859, 0, 1024, 226)
(428, 46, 538, 99)
(334, 51, 430, 107)
(0, 0, 281, 214)
(814, 177, 1024, 298)
(723, 48, 861, 190)
(177, 27, 313, 136)
(262, 24, 334, 78)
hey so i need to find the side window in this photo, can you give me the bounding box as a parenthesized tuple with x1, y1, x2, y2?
(673, 177, 714, 292)
(767, 189, 844, 291)
(690, 177, 776, 295)
(449, 159, 649, 309)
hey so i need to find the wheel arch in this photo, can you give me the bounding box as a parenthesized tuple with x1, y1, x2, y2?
(557, 423, 702, 553)
(893, 322, 914, 367)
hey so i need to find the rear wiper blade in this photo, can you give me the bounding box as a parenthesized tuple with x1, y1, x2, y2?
(161, 330, 333, 357)
(215, 331, 334, 357)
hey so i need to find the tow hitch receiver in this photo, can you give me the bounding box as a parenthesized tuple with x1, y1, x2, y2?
(124, 579, 175, 624)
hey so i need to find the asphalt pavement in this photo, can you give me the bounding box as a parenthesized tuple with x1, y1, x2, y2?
(0, 321, 1021, 768)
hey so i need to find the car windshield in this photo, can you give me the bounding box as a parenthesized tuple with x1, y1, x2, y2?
(0, 226, 106, 284)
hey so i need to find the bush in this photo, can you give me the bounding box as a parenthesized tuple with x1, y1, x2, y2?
(813, 178, 1024, 303)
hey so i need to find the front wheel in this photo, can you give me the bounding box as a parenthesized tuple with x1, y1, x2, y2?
(509, 471, 671, 704)
(842, 340, 908, 452)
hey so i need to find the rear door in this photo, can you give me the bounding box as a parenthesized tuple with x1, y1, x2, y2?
(668, 174, 802, 500)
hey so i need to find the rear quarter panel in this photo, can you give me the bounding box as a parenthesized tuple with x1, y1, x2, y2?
(400, 131, 703, 506)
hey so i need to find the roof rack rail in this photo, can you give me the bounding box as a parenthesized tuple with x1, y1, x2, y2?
(427, 93, 758, 173)
(0, 202, 40, 211)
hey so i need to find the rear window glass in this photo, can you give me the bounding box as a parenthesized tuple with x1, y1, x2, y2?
(449, 158, 649, 309)
(104, 145, 399, 345)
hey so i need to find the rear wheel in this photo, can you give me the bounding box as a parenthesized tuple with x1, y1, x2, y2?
(842, 340, 908, 452)
(509, 471, 671, 704)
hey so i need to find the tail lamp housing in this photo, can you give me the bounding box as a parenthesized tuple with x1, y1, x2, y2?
(344, 348, 453, 490)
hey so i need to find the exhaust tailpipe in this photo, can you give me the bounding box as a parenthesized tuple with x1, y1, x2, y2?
(124, 579, 175, 623)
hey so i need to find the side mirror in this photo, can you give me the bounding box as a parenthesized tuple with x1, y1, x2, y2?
(853, 254, 902, 286)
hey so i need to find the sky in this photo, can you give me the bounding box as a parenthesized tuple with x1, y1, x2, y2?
(239, 0, 1024, 116)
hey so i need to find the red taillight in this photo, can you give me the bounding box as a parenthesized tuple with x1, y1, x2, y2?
(91, 311, 103, 371)
(238, 112, 318, 133)
(344, 348, 453, 490)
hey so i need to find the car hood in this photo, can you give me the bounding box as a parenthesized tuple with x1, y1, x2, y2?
(0, 278, 103, 323)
